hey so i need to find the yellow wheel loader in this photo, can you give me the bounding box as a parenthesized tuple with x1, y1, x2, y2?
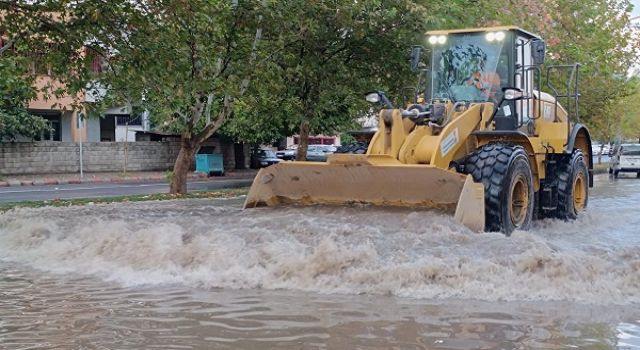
(244, 26, 593, 235)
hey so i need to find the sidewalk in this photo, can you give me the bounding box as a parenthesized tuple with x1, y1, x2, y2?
(0, 169, 257, 187)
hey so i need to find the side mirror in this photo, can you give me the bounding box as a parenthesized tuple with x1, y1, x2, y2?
(365, 91, 381, 103)
(531, 39, 546, 65)
(364, 90, 394, 109)
(410, 46, 423, 72)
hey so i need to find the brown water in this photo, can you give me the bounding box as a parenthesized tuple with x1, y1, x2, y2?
(1, 174, 639, 349)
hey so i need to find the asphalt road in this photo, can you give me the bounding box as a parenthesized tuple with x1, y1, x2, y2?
(0, 179, 253, 203)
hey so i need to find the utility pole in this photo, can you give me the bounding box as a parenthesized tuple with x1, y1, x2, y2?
(78, 113, 85, 180)
(124, 120, 129, 176)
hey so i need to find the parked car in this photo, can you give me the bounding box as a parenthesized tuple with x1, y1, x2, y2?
(609, 143, 640, 178)
(305, 145, 336, 162)
(251, 148, 281, 168)
(592, 143, 612, 156)
(276, 146, 297, 160)
(592, 143, 602, 156)
(319, 145, 337, 153)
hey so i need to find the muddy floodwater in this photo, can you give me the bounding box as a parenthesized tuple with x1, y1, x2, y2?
(1, 174, 639, 349)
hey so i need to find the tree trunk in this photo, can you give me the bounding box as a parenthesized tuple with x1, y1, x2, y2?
(296, 119, 310, 161)
(170, 139, 198, 194)
(598, 143, 604, 164)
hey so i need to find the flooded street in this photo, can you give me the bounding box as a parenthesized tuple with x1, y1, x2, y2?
(1, 173, 639, 349)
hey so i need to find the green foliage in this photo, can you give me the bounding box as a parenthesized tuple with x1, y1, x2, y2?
(619, 77, 640, 140)
(3, 0, 637, 161)
(224, 1, 429, 147)
(340, 132, 356, 145)
(2, 0, 269, 193)
(491, 0, 640, 141)
(164, 170, 175, 183)
(0, 57, 49, 140)
(3, 0, 267, 139)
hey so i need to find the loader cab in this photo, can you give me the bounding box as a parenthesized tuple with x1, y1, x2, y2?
(425, 27, 544, 131)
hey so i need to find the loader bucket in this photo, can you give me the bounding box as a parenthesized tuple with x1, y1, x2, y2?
(243, 154, 485, 232)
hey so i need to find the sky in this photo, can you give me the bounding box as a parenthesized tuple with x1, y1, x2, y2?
(630, 0, 639, 75)
(633, 0, 640, 19)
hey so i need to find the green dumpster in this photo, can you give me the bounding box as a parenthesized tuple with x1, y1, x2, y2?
(195, 153, 225, 176)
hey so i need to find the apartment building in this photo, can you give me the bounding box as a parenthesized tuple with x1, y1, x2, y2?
(1, 37, 148, 142)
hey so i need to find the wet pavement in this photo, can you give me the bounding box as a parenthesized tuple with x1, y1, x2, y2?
(0, 174, 639, 349)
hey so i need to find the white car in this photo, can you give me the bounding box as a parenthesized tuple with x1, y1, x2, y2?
(609, 144, 640, 178)
(276, 147, 297, 160)
(592, 143, 611, 156)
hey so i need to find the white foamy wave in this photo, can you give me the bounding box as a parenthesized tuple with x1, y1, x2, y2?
(0, 198, 638, 304)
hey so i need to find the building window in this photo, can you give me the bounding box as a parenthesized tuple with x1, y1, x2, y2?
(30, 53, 50, 75)
(115, 115, 142, 126)
(86, 48, 108, 74)
(33, 114, 61, 141)
(44, 119, 61, 141)
(28, 43, 56, 76)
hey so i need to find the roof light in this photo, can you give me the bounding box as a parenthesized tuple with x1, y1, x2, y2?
(428, 35, 447, 45)
(486, 31, 506, 42)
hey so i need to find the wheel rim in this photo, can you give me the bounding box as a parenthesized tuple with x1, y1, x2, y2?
(509, 175, 529, 227)
(573, 172, 587, 211)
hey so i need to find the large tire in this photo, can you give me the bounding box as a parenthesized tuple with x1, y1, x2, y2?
(464, 143, 535, 235)
(335, 142, 369, 154)
(555, 150, 589, 220)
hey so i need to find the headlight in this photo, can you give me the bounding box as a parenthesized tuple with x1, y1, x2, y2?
(437, 35, 447, 44)
(428, 35, 438, 45)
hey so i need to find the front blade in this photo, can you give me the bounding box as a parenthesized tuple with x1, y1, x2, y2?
(244, 159, 476, 214)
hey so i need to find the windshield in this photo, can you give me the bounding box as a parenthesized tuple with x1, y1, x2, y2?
(431, 33, 510, 102)
(622, 145, 640, 155)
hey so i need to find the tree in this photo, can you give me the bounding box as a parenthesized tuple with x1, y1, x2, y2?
(0, 2, 57, 141)
(2, 0, 269, 194)
(223, 0, 515, 155)
(0, 56, 49, 140)
(620, 77, 640, 141)
(226, 1, 432, 160)
(494, 0, 640, 141)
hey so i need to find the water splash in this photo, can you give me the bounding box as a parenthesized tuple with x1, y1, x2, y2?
(1, 184, 638, 305)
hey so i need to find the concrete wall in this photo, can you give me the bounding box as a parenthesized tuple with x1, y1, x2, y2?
(0, 141, 180, 175)
(0, 140, 250, 175)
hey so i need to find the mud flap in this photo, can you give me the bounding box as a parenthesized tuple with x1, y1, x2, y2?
(453, 175, 485, 232)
